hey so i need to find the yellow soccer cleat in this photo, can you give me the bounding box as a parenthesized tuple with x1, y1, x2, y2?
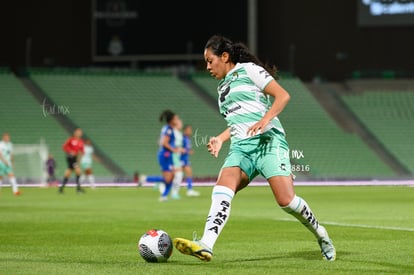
(173, 237, 213, 262)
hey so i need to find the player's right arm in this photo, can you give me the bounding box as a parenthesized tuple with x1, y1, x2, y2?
(62, 138, 71, 154)
(207, 128, 231, 158)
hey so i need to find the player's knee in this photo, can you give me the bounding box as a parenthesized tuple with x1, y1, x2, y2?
(276, 194, 296, 207)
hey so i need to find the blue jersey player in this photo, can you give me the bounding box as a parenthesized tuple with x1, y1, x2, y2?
(158, 110, 180, 201)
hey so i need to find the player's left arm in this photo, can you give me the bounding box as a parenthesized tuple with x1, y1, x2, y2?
(92, 153, 102, 163)
(0, 152, 8, 166)
(247, 80, 290, 136)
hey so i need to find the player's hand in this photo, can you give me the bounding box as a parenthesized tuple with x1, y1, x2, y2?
(207, 137, 222, 158)
(247, 119, 269, 137)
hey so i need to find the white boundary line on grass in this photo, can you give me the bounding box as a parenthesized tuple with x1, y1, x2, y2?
(277, 217, 414, 232)
(12, 179, 414, 187)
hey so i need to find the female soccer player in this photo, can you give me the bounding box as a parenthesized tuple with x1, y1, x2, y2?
(171, 117, 184, 199)
(80, 139, 99, 188)
(45, 153, 57, 186)
(158, 110, 181, 201)
(0, 132, 20, 195)
(142, 123, 200, 198)
(173, 35, 336, 261)
(181, 124, 200, 197)
(59, 128, 85, 194)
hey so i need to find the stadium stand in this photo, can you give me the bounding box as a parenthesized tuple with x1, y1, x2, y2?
(191, 71, 220, 100)
(27, 68, 229, 179)
(341, 90, 414, 174)
(11, 68, 407, 180)
(0, 68, 112, 182)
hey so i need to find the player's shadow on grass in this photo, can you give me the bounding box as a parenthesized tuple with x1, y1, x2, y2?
(237, 251, 320, 262)
(171, 250, 347, 265)
(347, 259, 414, 272)
(225, 249, 349, 262)
(286, 250, 327, 261)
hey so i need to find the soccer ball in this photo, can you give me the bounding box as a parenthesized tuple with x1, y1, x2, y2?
(138, 229, 173, 263)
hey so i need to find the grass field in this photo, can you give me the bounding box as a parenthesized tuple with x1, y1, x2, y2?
(1, 185, 414, 274)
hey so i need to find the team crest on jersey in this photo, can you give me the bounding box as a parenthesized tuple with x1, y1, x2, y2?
(231, 72, 238, 81)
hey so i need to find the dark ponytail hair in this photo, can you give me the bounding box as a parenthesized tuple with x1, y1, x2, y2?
(204, 35, 278, 78)
(159, 109, 176, 123)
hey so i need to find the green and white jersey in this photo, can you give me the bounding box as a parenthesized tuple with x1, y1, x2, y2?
(174, 129, 183, 149)
(81, 144, 94, 165)
(217, 62, 285, 142)
(0, 141, 13, 165)
(172, 129, 183, 167)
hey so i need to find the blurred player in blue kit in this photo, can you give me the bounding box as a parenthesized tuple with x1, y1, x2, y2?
(157, 110, 181, 201)
(140, 122, 200, 198)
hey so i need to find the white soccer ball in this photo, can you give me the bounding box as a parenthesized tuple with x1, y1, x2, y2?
(138, 229, 173, 263)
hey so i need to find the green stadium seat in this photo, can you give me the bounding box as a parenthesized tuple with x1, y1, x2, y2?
(342, 91, 414, 174)
(0, 69, 78, 181)
(28, 69, 228, 178)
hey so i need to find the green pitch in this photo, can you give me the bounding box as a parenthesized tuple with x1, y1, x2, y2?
(1, 185, 414, 274)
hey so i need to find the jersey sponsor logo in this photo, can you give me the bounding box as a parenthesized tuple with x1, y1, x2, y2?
(222, 104, 241, 118)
